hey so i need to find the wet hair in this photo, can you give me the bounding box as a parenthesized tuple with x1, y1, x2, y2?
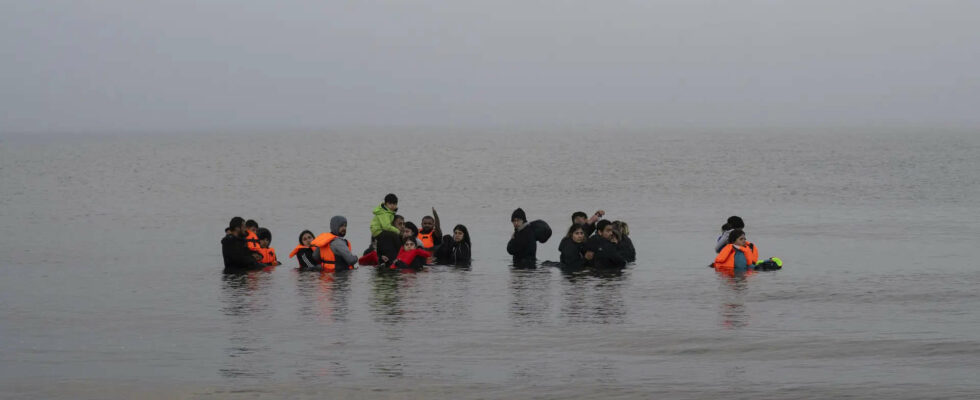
(596, 219, 612, 233)
(384, 193, 398, 204)
(422, 215, 434, 222)
(298, 230, 314, 244)
(571, 211, 588, 221)
(727, 216, 744, 229)
(228, 216, 245, 230)
(245, 219, 258, 229)
(402, 236, 417, 246)
(256, 227, 272, 241)
(453, 224, 471, 246)
(394, 214, 404, 223)
(727, 229, 746, 244)
(721, 223, 731, 232)
(612, 220, 630, 236)
(404, 221, 419, 237)
(566, 223, 586, 238)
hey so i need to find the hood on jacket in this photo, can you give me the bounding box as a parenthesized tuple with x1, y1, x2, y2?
(330, 216, 347, 236)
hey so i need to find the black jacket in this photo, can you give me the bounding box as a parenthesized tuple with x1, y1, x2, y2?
(618, 235, 636, 263)
(436, 235, 471, 266)
(585, 236, 627, 269)
(558, 236, 587, 269)
(507, 223, 537, 265)
(221, 234, 265, 274)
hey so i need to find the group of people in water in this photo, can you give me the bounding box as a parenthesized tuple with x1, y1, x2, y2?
(220, 193, 778, 275)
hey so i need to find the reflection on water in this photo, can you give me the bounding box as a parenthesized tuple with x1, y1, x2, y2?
(294, 270, 352, 322)
(509, 267, 553, 324)
(219, 272, 275, 380)
(717, 271, 751, 329)
(370, 270, 411, 327)
(558, 268, 628, 324)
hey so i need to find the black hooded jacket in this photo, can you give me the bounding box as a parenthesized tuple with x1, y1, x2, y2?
(221, 233, 265, 274)
(585, 235, 627, 269)
(507, 222, 537, 265)
(436, 225, 472, 266)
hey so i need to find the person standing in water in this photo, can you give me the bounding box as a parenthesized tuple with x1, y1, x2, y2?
(585, 220, 627, 269)
(558, 224, 592, 269)
(370, 193, 401, 268)
(436, 224, 471, 266)
(312, 216, 359, 272)
(417, 210, 442, 252)
(221, 217, 265, 274)
(715, 216, 745, 253)
(507, 208, 537, 267)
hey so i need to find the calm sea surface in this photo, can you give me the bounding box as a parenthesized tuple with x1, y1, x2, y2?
(1, 130, 978, 399)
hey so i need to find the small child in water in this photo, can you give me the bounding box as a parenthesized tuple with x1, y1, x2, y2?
(392, 236, 431, 270)
(255, 228, 281, 266)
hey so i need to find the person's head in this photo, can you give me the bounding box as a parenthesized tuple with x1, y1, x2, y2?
(245, 219, 258, 232)
(596, 219, 614, 240)
(330, 215, 348, 237)
(402, 236, 417, 250)
(421, 216, 435, 233)
(721, 223, 731, 232)
(403, 221, 419, 239)
(453, 224, 471, 245)
(571, 211, 588, 224)
(612, 220, 630, 236)
(511, 208, 527, 228)
(256, 228, 272, 248)
(728, 228, 746, 246)
(384, 193, 398, 211)
(228, 217, 246, 236)
(727, 216, 744, 230)
(566, 224, 586, 243)
(298, 230, 315, 246)
(393, 215, 405, 231)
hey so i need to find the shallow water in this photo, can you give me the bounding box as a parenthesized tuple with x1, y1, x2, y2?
(1, 130, 979, 398)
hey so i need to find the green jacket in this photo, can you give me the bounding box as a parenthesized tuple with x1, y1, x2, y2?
(370, 203, 400, 237)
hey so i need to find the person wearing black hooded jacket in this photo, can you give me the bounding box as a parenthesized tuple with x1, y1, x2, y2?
(506, 208, 537, 267)
(436, 224, 472, 266)
(585, 220, 627, 269)
(222, 217, 266, 274)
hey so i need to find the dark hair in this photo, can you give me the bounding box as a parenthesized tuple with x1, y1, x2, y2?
(394, 214, 404, 222)
(402, 236, 417, 246)
(384, 193, 398, 204)
(727, 216, 744, 229)
(571, 211, 587, 221)
(421, 215, 434, 222)
(256, 227, 271, 241)
(228, 216, 245, 230)
(404, 221, 419, 237)
(298, 230, 314, 244)
(566, 223, 586, 238)
(245, 219, 258, 229)
(728, 229, 746, 244)
(596, 219, 612, 233)
(721, 223, 731, 232)
(453, 224, 471, 246)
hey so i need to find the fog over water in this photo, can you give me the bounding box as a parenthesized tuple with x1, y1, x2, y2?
(2, 1, 980, 134)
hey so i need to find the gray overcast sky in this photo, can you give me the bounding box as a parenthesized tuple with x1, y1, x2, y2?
(2, 0, 978, 134)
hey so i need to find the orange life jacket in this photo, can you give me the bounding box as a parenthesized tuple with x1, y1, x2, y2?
(257, 247, 278, 264)
(713, 242, 759, 272)
(245, 230, 261, 251)
(418, 230, 436, 249)
(289, 244, 311, 258)
(311, 233, 353, 272)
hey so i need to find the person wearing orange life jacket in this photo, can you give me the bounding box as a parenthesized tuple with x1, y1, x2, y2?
(417, 209, 443, 252)
(244, 219, 261, 251)
(713, 229, 758, 274)
(255, 228, 281, 266)
(311, 216, 358, 272)
(290, 230, 320, 270)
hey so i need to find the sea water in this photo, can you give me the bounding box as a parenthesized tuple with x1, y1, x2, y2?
(1, 130, 978, 398)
